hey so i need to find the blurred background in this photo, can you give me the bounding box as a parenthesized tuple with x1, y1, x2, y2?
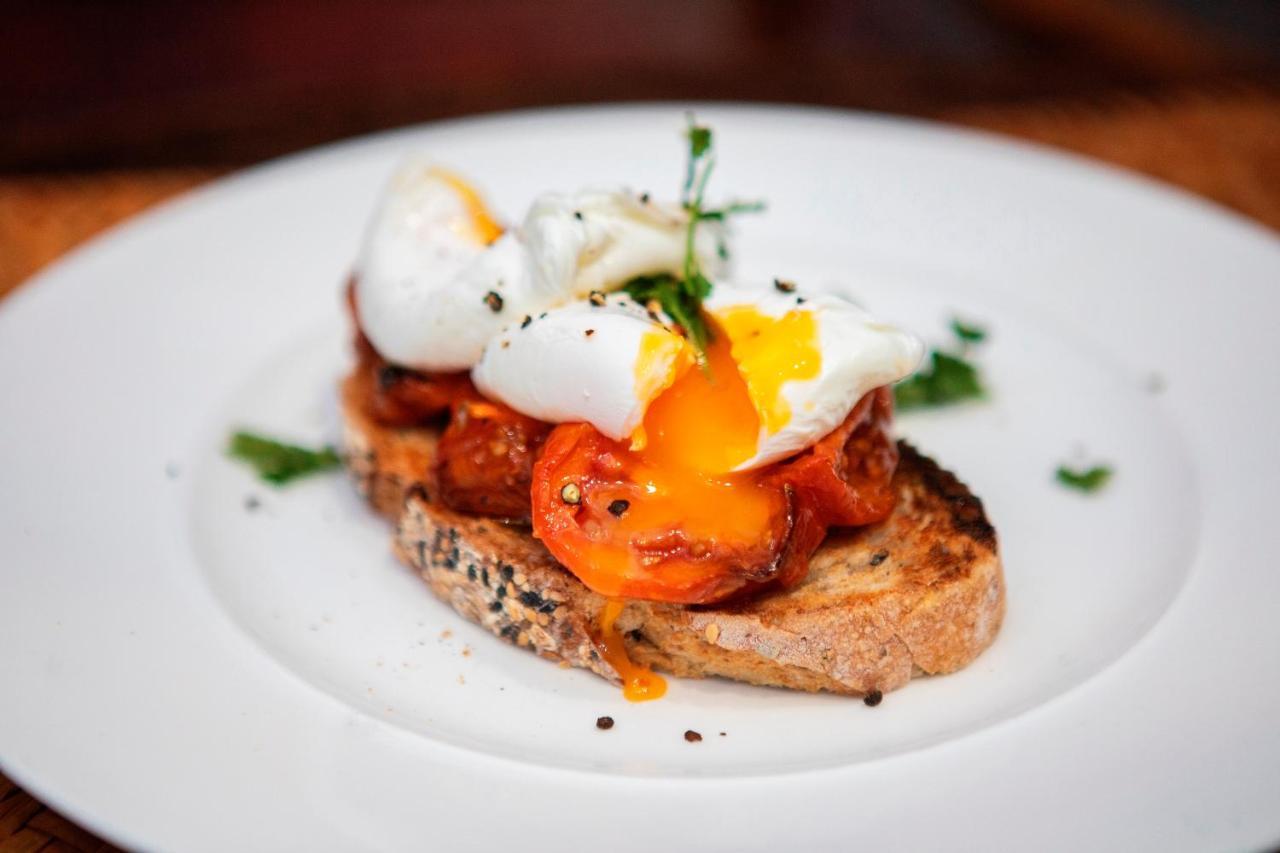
(3, 0, 1278, 172)
(3, 0, 1277, 300)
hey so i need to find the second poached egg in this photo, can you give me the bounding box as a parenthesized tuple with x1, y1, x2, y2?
(472, 282, 923, 473)
(354, 159, 723, 371)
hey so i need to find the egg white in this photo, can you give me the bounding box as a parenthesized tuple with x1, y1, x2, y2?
(471, 294, 690, 442)
(472, 282, 923, 472)
(355, 159, 723, 372)
(704, 284, 924, 470)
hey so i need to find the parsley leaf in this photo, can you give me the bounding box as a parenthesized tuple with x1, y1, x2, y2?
(688, 125, 712, 158)
(228, 431, 341, 485)
(896, 314, 991, 411)
(1055, 464, 1113, 493)
(682, 119, 713, 206)
(950, 317, 987, 344)
(623, 274, 711, 353)
(894, 350, 985, 411)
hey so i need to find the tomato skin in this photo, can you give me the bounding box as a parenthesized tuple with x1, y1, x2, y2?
(770, 487, 828, 589)
(531, 423, 793, 604)
(436, 397, 551, 523)
(368, 360, 476, 426)
(762, 388, 897, 589)
(767, 387, 898, 529)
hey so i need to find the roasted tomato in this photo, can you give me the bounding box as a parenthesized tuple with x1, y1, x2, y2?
(368, 362, 476, 426)
(437, 397, 552, 522)
(761, 387, 897, 586)
(532, 389, 899, 604)
(531, 423, 794, 604)
(767, 386, 898, 528)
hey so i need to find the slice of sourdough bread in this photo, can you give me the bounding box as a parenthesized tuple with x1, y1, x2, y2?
(341, 370, 1005, 696)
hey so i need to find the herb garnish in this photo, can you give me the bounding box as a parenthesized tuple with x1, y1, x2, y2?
(894, 351, 985, 411)
(228, 431, 341, 485)
(949, 317, 987, 344)
(697, 200, 767, 222)
(1055, 464, 1113, 493)
(622, 117, 763, 364)
(894, 316, 989, 411)
(623, 273, 709, 352)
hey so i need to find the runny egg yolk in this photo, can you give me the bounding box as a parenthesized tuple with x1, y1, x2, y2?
(595, 308, 824, 584)
(633, 305, 823, 473)
(714, 305, 821, 436)
(430, 168, 504, 245)
(636, 323, 759, 473)
(554, 309, 827, 695)
(614, 326, 778, 552)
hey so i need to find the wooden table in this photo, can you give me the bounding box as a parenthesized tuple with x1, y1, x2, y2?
(1, 88, 1277, 851)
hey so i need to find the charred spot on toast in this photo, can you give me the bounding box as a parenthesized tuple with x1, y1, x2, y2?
(897, 442, 996, 550)
(925, 542, 972, 583)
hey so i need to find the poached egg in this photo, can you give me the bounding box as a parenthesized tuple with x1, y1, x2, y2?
(354, 159, 724, 371)
(473, 282, 923, 473)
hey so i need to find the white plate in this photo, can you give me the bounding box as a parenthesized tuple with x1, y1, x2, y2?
(2, 105, 1278, 852)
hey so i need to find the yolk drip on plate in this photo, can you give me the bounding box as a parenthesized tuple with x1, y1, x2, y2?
(593, 600, 667, 702)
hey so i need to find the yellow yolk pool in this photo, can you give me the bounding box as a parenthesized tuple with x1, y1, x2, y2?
(713, 304, 821, 436)
(606, 309, 827, 557)
(638, 323, 761, 473)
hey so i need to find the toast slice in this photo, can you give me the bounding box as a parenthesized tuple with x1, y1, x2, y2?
(341, 369, 1005, 696)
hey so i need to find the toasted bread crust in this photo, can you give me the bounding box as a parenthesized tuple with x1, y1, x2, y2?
(341, 370, 1005, 696)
